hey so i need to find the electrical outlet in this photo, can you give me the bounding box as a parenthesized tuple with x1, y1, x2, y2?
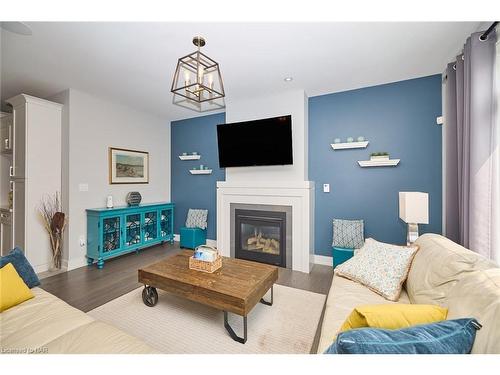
(78, 183, 89, 192)
(323, 183, 330, 193)
(79, 236, 86, 247)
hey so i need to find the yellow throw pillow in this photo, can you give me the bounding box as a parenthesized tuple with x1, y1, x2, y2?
(0, 262, 34, 312)
(339, 304, 448, 333)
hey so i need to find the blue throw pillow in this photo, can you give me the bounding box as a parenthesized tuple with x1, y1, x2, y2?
(0, 247, 40, 288)
(325, 318, 481, 354)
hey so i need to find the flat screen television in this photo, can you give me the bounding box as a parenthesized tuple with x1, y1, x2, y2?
(216, 115, 293, 168)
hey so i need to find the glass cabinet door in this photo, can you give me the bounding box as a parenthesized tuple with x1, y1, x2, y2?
(124, 213, 141, 248)
(143, 211, 158, 243)
(160, 208, 172, 239)
(102, 216, 121, 253)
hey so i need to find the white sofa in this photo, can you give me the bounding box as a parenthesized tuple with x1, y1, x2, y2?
(0, 287, 157, 354)
(318, 233, 500, 354)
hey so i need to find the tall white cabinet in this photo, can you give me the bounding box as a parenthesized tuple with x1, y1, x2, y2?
(0, 112, 13, 256)
(4, 94, 62, 272)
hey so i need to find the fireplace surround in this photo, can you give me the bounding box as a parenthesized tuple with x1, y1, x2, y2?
(217, 180, 314, 273)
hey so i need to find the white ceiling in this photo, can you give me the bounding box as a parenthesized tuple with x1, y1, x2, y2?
(1, 22, 483, 120)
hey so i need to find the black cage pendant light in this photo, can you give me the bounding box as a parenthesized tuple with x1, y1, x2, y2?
(171, 36, 225, 111)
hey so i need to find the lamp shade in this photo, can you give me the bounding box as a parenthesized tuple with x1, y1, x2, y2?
(399, 192, 429, 224)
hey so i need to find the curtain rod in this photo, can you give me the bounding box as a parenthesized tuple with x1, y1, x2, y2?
(480, 22, 498, 41)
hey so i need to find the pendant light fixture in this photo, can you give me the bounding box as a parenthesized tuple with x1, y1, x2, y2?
(171, 36, 225, 111)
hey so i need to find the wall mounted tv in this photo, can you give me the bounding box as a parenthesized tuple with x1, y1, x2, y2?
(216, 115, 293, 168)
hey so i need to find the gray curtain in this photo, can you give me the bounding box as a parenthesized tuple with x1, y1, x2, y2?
(444, 30, 498, 261)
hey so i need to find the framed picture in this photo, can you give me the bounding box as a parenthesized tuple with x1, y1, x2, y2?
(109, 147, 149, 184)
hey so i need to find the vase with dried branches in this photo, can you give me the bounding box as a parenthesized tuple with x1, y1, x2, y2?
(39, 192, 66, 270)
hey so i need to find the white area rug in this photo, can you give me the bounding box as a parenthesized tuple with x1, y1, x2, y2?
(88, 284, 325, 354)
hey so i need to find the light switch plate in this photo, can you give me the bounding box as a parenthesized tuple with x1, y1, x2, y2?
(78, 183, 89, 192)
(323, 183, 330, 193)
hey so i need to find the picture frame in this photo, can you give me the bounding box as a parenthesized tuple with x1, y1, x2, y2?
(109, 147, 149, 184)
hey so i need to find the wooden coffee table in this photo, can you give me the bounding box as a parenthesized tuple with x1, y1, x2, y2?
(138, 250, 278, 344)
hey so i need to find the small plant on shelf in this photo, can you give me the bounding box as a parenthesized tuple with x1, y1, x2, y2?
(370, 152, 390, 160)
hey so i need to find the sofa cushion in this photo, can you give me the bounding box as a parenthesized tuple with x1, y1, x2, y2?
(317, 275, 410, 353)
(0, 263, 34, 312)
(335, 238, 419, 301)
(339, 304, 448, 332)
(0, 287, 157, 354)
(325, 318, 481, 354)
(0, 287, 94, 350)
(445, 268, 500, 354)
(407, 234, 496, 306)
(0, 247, 40, 288)
(44, 321, 158, 354)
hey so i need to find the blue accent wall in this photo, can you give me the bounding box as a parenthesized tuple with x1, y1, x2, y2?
(171, 113, 225, 240)
(309, 75, 442, 256)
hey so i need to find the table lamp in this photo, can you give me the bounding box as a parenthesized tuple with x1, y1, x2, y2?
(399, 192, 429, 245)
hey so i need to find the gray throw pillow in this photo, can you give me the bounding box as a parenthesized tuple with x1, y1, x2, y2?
(185, 209, 208, 230)
(332, 219, 364, 249)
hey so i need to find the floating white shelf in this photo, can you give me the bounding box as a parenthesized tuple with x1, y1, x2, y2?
(358, 159, 400, 167)
(179, 154, 201, 160)
(331, 141, 369, 150)
(189, 169, 212, 175)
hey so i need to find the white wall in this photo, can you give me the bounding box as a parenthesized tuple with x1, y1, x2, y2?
(224, 89, 309, 183)
(51, 89, 171, 270)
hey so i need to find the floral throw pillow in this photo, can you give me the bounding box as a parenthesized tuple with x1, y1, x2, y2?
(185, 209, 208, 230)
(332, 219, 364, 249)
(334, 238, 419, 301)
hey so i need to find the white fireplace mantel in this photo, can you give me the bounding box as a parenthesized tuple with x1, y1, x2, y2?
(216, 180, 315, 273)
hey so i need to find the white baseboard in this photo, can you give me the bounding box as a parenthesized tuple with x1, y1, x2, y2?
(33, 263, 50, 274)
(313, 254, 332, 266)
(67, 257, 87, 271)
(174, 234, 217, 248)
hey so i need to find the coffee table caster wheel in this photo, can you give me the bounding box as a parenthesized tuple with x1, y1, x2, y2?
(142, 286, 158, 307)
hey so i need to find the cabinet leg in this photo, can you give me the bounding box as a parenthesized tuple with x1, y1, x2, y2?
(87, 257, 94, 266)
(97, 259, 104, 269)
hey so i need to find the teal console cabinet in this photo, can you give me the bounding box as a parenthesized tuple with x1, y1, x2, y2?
(86, 202, 174, 269)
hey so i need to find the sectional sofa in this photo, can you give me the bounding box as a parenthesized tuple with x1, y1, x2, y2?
(318, 233, 500, 353)
(1, 287, 157, 354)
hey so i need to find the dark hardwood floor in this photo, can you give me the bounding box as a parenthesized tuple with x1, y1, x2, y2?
(40, 242, 333, 353)
(40, 242, 333, 313)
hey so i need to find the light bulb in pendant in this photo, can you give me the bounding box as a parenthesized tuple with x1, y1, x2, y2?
(197, 65, 204, 83)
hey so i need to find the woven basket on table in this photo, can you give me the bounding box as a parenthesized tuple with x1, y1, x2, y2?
(189, 246, 222, 273)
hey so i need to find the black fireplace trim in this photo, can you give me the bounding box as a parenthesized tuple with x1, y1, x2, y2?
(234, 209, 286, 268)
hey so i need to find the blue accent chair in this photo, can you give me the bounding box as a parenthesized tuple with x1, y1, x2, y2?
(180, 227, 207, 249)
